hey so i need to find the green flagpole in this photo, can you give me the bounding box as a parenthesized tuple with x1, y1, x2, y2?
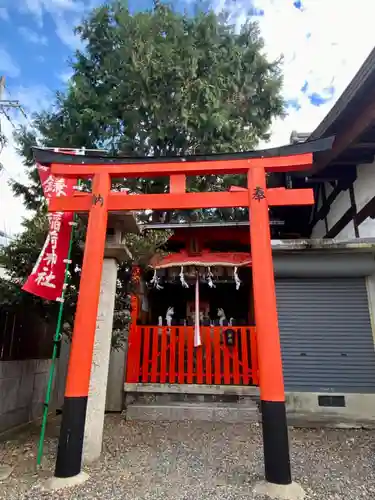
(36, 214, 77, 467)
(36, 148, 87, 467)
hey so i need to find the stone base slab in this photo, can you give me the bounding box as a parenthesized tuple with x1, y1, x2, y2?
(43, 471, 89, 491)
(253, 481, 305, 500)
(126, 402, 259, 423)
(124, 385, 375, 424)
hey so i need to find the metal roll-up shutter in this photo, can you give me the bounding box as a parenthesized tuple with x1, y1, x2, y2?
(276, 278, 375, 393)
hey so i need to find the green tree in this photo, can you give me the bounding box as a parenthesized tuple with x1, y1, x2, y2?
(0, 213, 171, 349)
(1, 0, 285, 345)
(0, 212, 77, 336)
(13, 0, 284, 219)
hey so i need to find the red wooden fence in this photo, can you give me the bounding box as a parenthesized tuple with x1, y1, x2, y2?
(126, 325, 258, 386)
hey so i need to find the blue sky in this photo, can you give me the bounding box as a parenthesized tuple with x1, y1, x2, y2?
(1, 0, 375, 234)
(0, 0, 198, 100)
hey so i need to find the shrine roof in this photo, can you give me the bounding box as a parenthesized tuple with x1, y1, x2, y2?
(32, 136, 333, 167)
(295, 47, 375, 177)
(310, 48, 375, 142)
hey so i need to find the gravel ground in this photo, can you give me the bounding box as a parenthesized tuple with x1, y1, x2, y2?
(0, 415, 374, 499)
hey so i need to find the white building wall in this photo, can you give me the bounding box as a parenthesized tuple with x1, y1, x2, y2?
(359, 217, 375, 237)
(325, 182, 334, 197)
(338, 222, 356, 240)
(311, 218, 325, 239)
(311, 158, 375, 239)
(326, 189, 351, 231)
(354, 162, 375, 211)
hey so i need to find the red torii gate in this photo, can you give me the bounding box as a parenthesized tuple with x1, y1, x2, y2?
(33, 137, 333, 486)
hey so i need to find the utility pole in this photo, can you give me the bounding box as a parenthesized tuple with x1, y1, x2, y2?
(0, 75, 27, 138)
(0, 75, 5, 154)
(0, 75, 4, 100)
(0, 75, 27, 165)
(0, 75, 26, 111)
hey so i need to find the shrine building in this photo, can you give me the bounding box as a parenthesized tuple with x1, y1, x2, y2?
(124, 222, 375, 423)
(122, 47, 375, 423)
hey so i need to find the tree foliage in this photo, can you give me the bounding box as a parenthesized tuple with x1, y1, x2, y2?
(0, 214, 171, 349)
(1, 0, 285, 347)
(13, 0, 284, 214)
(70, 1, 283, 156)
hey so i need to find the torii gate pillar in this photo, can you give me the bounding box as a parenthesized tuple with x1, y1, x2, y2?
(248, 166, 291, 484)
(55, 173, 110, 478)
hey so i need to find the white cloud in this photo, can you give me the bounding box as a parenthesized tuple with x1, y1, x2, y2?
(0, 85, 53, 235)
(0, 47, 20, 78)
(18, 26, 48, 45)
(54, 14, 83, 50)
(19, 0, 84, 25)
(19, 0, 44, 26)
(49, 0, 83, 10)
(10, 83, 53, 114)
(0, 7, 9, 20)
(58, 68, 73, 83)
(0, 120, 29, 236)
(221, 0, 375, 147)
(18, 0, 88, 47)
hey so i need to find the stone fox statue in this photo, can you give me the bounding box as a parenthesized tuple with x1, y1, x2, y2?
(217, 308, 227, 326)
(165, 307, 174, 327)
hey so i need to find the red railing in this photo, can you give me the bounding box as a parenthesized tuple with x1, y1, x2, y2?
(126, 325, 258, 386)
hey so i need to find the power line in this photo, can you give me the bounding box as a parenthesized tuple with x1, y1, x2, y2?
(0, 76, 28, 127)
(3, 81, 40, 133)
(0, 75, 42, 189)
(0, 75, 28, 162)
(0, 76, 35, 229)
(0, 76, 108, 190)
(0, 229, 14, 240)
(0, 164, 26, 186)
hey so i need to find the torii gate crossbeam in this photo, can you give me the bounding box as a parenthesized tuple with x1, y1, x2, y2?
(33, 137, 333, 487)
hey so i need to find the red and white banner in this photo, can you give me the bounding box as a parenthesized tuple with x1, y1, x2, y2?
(23, 157, 77, 301)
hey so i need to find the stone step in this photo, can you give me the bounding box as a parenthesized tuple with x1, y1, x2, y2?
(125, 401, 260, 423)
(127, 392, 260, 406)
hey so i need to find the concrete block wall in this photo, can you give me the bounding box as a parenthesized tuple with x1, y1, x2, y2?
(311, 159, 375, 239)
(0, 359, 52, 433)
